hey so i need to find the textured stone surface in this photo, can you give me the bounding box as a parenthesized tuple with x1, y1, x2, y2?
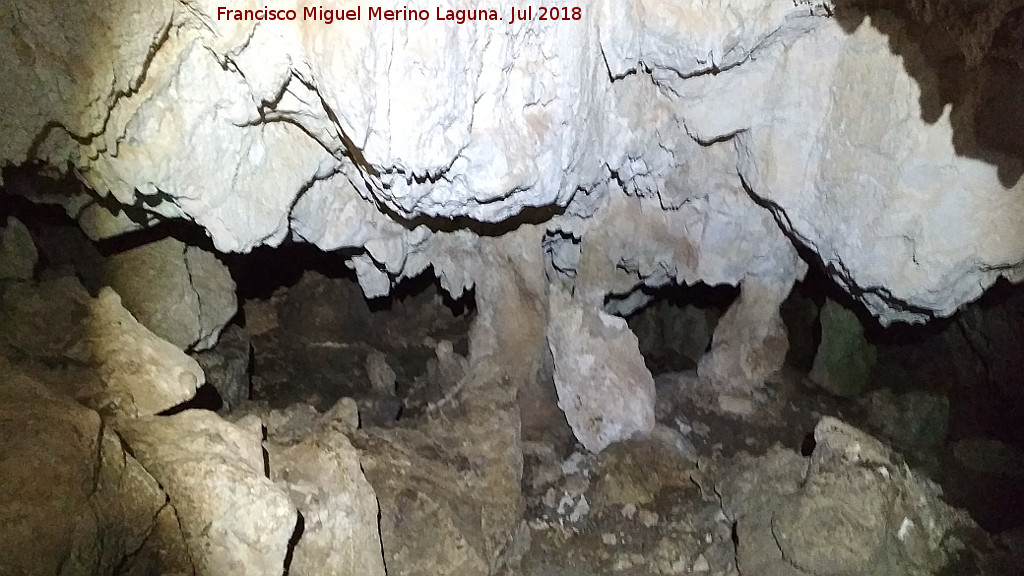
(0, 370, 167, 576)
(0, 277, 203, 416)
(270, 428, 386, 576)
(115, 410, 298, 576)
(0, 0, 1020, 325)
(548, 287, 655, 453)
(698, 278, 793, 392)
(0, 216, 37, 280)
(718, 416, 973, 576)
(193, 324, 251, 412)
(103, 237, 237, 351)
(809, 298, 877, 398)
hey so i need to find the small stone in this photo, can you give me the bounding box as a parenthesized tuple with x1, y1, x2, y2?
(365, 351, 397, 396)
(561, 451, 587, 476)
(621, 503, 637, 520)
(692, 553, 710, 572)
(569, 495, 590, 523)
(564, 473, 590, 497)
(638, 509, 659, 527)
(543, 487, 558, 509)
(717, 393, 755, 416)
(602, 532, 617, 546)
(557, 493, 575, 515)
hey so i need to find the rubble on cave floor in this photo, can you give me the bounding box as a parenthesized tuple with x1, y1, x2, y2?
(501, 369, 1024, 576)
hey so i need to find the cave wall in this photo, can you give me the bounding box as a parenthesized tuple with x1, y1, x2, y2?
(1, 0, 1023, 325)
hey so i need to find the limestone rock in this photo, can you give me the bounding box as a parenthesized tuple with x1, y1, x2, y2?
(809, 299, 877, 398)
(2, 0, 1023, 333)
(92, 427, 170, 575)
(0, 216, 37, 280)
(352, 360, 524, 576)
(103, 237, 237, 351)
(548, 286, 651, 448)
(193, 324, 251, 412)
(269, 429, 385, 576)
(0, 370, 166, 576)
(365, 350, 397, 396)
(860, 389, 950, 453)
(0, 277, 203, 416)
(718, 417, 974, 576)
(0, 372, 103, 576)
(698, 278, 792, 392)
(115, 410, 298, 576)
(547, 287, 655, 453)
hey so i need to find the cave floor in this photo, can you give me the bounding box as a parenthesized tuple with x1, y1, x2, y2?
(498, 369, 1024, 576)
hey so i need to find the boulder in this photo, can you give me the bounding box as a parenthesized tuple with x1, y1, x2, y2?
(0, 370, 167, 576)
(809, 298, 877, 398)
(115, 411, 298, 576)
(0, 277, 203, 416)
(269, 428, 386, 576)
(547, 287, 655, 453)
(103, 237, 237, 351)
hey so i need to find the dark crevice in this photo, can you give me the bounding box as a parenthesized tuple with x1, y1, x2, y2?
(157, 384, 224, 416)
(800, 432, 817, 457)
(281, 511, 305, 576)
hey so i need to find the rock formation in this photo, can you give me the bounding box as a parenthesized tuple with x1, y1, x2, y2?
(1, 0, 1020, 327)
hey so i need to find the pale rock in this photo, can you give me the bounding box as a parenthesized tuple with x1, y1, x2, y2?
(0, 216, 37, 280)
(103, 237, 237, 351)
(547, 287, 655, 453)
(732, 17, 1024, 323)
(269, 429, 385, 576)
(77, 202, 148, 241)
(0, 277, 203, 416)
(0, 0, 1022, 329)
(115, 410, 298, 576)
(698, 278, 793, 392)
(0, 370, 166, 576)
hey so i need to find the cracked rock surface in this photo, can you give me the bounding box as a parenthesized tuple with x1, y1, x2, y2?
(103, 236, 237, 351)
(0, 276, 204, 417)
(1, 1, 1021, 324)
(0, 369, 168, 576)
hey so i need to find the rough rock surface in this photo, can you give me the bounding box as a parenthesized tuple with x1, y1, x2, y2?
(103, 237, 237, 351)
(0, 369, 167, 576)
(0, 276, 203, 416)
(269, 427, 386, 576)
(193, 323, 251, 412)
(548, 287, 656, 452)
(809, 298, 877, 398)
(115, 410, 298, 576)
(0, 216, 37, 280)
(1, 0, 1021, 325)
(718, 416, 974, 576)
(698, 278, 793, 392)
(353, 358, 524, 576)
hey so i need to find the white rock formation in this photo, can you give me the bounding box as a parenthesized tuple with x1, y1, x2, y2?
(0, 1, 1022, 349)
(548, 287, 656, 452)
